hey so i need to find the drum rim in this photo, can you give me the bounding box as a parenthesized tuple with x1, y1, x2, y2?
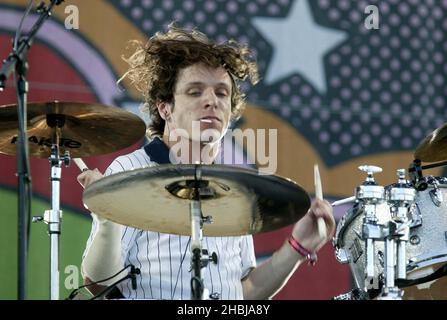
(407, 253, 447, 272)
(334, 203, 364, 248)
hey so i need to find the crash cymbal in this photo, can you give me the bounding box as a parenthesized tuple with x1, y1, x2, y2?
(414, 122, 447, 162)
(83, 164, 310, 236)
(0, 101, 146, 158)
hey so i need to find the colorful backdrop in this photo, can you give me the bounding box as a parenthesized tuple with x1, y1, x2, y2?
(1, 0, 446, 300)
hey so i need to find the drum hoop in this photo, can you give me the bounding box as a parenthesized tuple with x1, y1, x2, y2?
(407, 253, 447, 272)
(335, 204, 364, 248)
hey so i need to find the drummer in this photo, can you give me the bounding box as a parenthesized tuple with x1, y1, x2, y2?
(78, 25, 335, 300)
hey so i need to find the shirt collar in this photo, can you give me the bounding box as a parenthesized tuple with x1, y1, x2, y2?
(143, 137, 172, 164)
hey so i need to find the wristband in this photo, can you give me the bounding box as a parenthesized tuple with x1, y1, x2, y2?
(288, 235, 317, 265)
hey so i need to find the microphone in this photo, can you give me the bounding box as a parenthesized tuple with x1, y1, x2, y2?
(130, 265, 141, 290)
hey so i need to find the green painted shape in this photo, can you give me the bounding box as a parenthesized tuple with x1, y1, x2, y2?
(0, 188, 92, 299)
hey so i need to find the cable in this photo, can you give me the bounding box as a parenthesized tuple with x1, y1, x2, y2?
(13, 70, 33, 254)
(66, 264, 136, 300)
(89, 265, 140, 300)
(190, 276, 204, 300)
(171, 236, 191, 299)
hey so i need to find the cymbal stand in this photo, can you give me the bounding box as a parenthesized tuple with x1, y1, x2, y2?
(33, 115, 70, 300)
(190, 165, 213, 300)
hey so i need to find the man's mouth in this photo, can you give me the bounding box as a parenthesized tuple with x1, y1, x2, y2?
(199, 116, 221, 123)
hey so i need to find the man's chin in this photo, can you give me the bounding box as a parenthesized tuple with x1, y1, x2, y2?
(199, 121, 223, 131)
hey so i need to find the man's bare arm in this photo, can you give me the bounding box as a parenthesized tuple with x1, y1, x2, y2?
(84, 277, 108, 297)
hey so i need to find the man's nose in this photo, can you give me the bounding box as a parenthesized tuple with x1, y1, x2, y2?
(203, 89, 218, 108)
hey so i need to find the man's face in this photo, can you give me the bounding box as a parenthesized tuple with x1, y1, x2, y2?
(165, 63, 232, 143)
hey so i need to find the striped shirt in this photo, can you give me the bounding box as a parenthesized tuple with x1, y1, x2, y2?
(83, 138, 256, 300)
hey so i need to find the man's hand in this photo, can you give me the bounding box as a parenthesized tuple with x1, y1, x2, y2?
(291, 199, 335, 253)
(77, 169, 103, 189)
(242, 199, 335, 299)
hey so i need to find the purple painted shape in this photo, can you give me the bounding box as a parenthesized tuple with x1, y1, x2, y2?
(331, 201, 354, 221)
(0, 9, 123, 105)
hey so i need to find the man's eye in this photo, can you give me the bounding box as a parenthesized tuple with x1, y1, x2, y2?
(216, 91, 228, 97)
(188, 91, 201, 96)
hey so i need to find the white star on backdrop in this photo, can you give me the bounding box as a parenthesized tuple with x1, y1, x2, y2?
(252, 0, 348, 94)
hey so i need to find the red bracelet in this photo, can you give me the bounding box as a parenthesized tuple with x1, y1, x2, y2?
(288, 235, 318, 265)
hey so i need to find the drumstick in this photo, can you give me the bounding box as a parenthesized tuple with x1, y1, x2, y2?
(331, 196, 356, 206)
(314, 164, 327, 240)
(73, 158, 89, 172)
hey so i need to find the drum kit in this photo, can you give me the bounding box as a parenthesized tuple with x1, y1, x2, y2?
(1, 98, 446, 300)
(1, 0, 445, 302)
(333, 125, 447, 300)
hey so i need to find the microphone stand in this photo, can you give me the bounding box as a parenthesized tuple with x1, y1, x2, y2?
(0, 0, 64, 300)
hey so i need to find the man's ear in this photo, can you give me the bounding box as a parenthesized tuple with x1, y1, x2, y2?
(156, 102, 170, 121)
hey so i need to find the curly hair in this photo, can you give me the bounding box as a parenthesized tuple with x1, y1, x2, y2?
(119, 25, 259, 137)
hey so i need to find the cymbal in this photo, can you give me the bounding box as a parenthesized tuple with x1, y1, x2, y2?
(83, 165, 311, 236)
(0, 101, 146, 158)
(414, 122, 447, 162)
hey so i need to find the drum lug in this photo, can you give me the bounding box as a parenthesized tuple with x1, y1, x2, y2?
(429, 188, 443, 207)
(409, 204, 422, 228)
(335, 247, 350, 264)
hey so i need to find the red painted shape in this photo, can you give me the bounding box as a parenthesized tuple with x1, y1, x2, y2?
(0, 34, 142, 212)
(254, 226, 352, 299)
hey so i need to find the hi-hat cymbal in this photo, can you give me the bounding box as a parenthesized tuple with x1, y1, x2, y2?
(83, 165, 311, 236)
(0, 101, 146, 158)
(414, 122, 447, 162)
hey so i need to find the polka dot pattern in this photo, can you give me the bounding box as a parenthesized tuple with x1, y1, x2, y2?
(112, 0, 447, 164)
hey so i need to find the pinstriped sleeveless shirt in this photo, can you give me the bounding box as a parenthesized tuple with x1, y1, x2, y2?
(83, 138, 256, 300)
